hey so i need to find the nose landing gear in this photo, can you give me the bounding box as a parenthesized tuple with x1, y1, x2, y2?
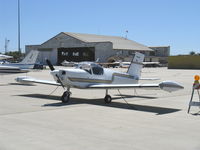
(61, 87, 71, 103)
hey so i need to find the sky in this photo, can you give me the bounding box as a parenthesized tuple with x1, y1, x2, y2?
(0, 0, 200, 55)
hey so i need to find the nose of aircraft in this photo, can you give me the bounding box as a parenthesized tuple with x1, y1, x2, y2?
(50, 70, 59, 76)
(159, 81, 184, 92)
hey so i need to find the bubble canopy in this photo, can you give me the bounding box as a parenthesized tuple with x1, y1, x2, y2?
(76, 62, 104, 75)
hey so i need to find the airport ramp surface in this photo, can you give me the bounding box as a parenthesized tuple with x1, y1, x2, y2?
(0, 68, 199, 150)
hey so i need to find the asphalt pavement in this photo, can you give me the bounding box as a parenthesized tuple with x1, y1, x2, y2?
(0, 67, 199, 150)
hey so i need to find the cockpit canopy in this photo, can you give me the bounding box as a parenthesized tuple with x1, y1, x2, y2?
(77, 62, 104, 75)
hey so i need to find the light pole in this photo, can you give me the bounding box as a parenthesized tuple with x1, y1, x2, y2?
(5, 38, 10, 54)
(125, 30, 128, 39)
(18, 0, 21, 53)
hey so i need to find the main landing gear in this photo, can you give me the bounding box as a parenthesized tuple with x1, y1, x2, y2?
(60, 88, 112, 104)
(104, 89, 112, 104)
(61, 87, 71, 103)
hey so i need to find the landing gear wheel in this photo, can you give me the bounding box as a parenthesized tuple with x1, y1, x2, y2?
(61, 91, 70, 103)
(104, 95, 112, 104)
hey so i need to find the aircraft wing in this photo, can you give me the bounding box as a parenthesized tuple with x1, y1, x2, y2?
(88, 83, 160, 90)
(139, 78, 159, 80)
(16, 76, 183, 92)
(15, 76, 60, 86)
(88, 81, 184, 92)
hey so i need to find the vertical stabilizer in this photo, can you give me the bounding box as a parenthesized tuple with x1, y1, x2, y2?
(127, 52, 144, 79)
(20, 50, 39, 64)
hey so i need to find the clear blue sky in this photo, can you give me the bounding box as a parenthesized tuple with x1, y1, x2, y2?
(0, 0, 200, 55)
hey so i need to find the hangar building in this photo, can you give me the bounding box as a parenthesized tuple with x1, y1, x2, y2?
(26, 32, 153, 65)
(145, 46, 170, 64)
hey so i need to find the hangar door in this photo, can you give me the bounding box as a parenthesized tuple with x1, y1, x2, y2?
(57, 47, 95, 65)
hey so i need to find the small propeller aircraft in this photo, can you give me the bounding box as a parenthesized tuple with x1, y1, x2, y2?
(0, 50, 39, 74)
(16, 52, 184, 103)
(0, 54, 13, 60)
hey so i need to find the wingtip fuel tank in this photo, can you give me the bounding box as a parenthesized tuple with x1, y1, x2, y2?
(159, 81, 184, 92)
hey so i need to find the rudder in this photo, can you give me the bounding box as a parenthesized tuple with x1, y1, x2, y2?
(127, 52, 144, 79)
(19, 50, 39, 64)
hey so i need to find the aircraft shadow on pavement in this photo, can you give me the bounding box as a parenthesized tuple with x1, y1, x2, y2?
(18, 93, 181, 115)
(190, 111, 200, 116)
(0, 83, 34, 86)
(0, 84, 9, 86)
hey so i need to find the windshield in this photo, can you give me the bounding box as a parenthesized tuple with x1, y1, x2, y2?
(91, 64, 104, 75)
(79, 63, 92, 74)
(78, 62, 104, 75)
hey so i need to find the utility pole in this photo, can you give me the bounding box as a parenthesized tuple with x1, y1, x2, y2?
(18, 0, 21, 53)
(5, 38, 10, 54)
(125, 30, 128, 39)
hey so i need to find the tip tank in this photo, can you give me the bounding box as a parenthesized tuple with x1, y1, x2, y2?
(159, 81, 184, 92)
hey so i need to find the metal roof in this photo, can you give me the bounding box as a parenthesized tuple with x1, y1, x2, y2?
(63, 32, 153, 51)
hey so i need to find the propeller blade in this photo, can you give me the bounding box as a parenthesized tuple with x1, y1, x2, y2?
(55, 74, 65, 89)
(45, 59, 66, 90)
(46, 59, 66, 90)
(46, 59, 55, 71)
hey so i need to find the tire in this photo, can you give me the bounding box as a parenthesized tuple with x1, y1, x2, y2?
(104, 95, 112, 104)
(61, 91, 70, 103)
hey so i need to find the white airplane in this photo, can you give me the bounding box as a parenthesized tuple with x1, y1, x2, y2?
(0, 66, 29, 73)
(16, 52, 184, 103)
(62, 58, 99, 67)
(0, 50, 39, 73)
(61, 60, 78, 67)
(1, 50, 39, 69)
(119, 61, 160, 68)
(0, 54, 13, 60)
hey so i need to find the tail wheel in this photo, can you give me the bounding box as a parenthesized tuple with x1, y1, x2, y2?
(61, 91, 70, 103)
(104, 95, 112, 103)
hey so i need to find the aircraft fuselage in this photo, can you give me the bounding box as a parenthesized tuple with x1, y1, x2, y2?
(51, 68, 138, 88)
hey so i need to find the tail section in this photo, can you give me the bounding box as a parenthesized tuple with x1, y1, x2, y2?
(127, 52, 144, 79)
(20, 50, 39, 64)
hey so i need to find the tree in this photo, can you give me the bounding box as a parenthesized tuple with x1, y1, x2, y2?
(189, 51, 196, 55)
(5, 51, 25, 62)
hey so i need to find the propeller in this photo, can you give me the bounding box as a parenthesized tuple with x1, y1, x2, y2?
(46, 59, 55, 71)
(45, 59, 65, 90)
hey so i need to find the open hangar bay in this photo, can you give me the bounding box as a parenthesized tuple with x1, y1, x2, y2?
(0, 67, 199, 150)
